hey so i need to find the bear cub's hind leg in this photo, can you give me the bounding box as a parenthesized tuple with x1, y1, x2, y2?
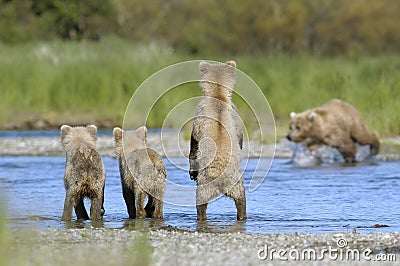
(75, 197, 90, 220)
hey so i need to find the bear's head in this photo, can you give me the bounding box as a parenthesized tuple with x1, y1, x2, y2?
(113, 126, 147, 156)
(286, 110, 323, 143)
(199, 60, 236, 100)
(60, 124, 97, 152)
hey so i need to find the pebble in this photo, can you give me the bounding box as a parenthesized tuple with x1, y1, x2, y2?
(5, 228, 400, 265)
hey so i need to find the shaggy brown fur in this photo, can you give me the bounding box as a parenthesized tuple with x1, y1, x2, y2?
(113, 126, 166, 219)
(190, 60, 246, 221)
(60, 125, 105, 221)
(287, 99, 380, 163)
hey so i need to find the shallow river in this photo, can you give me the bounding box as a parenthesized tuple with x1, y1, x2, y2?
(1, 150, 398, 234)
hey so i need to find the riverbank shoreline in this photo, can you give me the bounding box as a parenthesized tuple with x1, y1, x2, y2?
(3, 228, 399, 265)
(0, 132, 399, 160)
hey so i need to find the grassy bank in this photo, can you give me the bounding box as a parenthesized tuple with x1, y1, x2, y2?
(0, 37, 399, 137)
(0, 37, 179, 129)
(238, 54, 400, 137)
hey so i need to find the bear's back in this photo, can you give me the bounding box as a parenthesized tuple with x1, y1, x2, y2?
(125, 148, 166, 179)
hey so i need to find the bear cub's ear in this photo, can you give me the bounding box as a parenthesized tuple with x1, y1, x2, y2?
(113, 127, 123, 143)
(61, 124, 72, 133)
(199, 61, 209, 71)
(290, 112, 296, 118)
(135, 126, 147, 142)
(199, 61, 210, 74)
(86, 125, 98, 140)
(225, 60, 236, 68)
(60, 125, 72, 141)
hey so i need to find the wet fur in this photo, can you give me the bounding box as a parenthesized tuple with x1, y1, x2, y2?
(60, 125, 105, 221)
(190, 61, 246, 221)
(114, 126, 166, 219)
(287, 99, 380, 163)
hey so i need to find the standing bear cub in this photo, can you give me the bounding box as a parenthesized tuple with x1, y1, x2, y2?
(190, 60, 246, 221)
(287, 99, 379, 163)
(60, 125, 106, 221)
(113, 126, 166, 219)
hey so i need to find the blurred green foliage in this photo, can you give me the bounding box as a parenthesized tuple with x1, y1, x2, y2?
(0, 38, 177, 128)
(0, 0, 114, 41)
(1, 0, 400, 56)
(0, 38, 399, 136)
(0, 1, 399, 136)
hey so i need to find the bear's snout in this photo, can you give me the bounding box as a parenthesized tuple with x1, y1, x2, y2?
(286, 133, 292, 141)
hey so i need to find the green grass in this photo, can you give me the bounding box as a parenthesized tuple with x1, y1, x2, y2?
(0, 202, 9, 266)
(0, 36, 181, 127)
(0, 37, 399, 137)
(237, 54, 400, 137)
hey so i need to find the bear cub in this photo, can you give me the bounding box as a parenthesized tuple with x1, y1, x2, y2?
(190, 60, 246, 221)
(60, 125, 106, 221)
(113, 126, 166, 219)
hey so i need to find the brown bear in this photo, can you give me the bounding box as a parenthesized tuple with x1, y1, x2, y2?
(60, 125, 106, 221)
(287, 99, 379, 163)
(113, 126, 166, 219)
(189, 60, 246, 221)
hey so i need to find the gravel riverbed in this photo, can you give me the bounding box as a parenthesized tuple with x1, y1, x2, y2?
(4, 228, 399, 265)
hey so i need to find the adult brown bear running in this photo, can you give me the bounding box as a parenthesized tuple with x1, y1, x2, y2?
(287, 99, 379, 163)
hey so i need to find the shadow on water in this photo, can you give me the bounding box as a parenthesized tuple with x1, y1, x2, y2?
(122, 218, 166, 231)
(195, 220, 246, 233)
(1, 153, 399, 234)
(62, 219, 106, 229)
(120, 218, 247, 234)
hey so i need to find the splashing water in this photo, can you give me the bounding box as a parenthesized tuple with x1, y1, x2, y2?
(290, 143, 375, 167)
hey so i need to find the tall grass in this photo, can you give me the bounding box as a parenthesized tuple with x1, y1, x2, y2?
(237, 54, 400, 137)
(0, 37, 180, 127)
(0, 38, 399, 136)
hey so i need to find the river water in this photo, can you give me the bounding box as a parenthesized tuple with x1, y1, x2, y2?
(0, 131, 399, 234)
